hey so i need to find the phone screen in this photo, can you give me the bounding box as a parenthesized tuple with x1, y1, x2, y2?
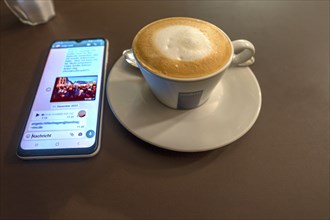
(18, 38, 107, 157)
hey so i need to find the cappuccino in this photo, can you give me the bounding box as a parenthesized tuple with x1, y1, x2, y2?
(133, 17, 232, 79)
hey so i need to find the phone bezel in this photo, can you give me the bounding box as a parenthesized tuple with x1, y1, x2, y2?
(17, 37, 108, 159)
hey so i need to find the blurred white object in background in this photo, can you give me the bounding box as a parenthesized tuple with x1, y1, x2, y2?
(4, 0, 55, 26)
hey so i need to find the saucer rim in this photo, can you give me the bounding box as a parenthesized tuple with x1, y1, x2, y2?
(106, 56, 262, 152)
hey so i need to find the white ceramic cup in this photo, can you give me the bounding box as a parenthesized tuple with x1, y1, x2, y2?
(4, 0, 55, 26)
(125, 21, 255, 110)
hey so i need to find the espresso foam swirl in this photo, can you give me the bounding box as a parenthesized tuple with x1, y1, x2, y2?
(133, 17, 232, 78)
(153, 25, 212, 61)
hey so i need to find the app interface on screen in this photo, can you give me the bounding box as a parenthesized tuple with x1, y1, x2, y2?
(20, 39, 105, 150)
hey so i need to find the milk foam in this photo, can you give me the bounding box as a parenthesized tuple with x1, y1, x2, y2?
(133, 17, 232, 78)
(153, 25, 212, 61)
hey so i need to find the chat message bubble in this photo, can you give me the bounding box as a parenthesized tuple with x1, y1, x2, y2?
(32, 110, 87, 120)
(29, 110, 87, 131)
(28, 119, 86, 131)
(62, 47, 102, 74)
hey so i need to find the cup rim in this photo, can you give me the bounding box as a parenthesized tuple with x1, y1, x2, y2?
(133, 17, 234, 82)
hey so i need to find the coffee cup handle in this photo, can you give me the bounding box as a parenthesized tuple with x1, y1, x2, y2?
(123, 49, 139, 68)
(231, 40, 255, 67)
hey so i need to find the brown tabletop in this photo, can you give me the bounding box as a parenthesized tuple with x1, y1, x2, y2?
(1, 1, 329, 219)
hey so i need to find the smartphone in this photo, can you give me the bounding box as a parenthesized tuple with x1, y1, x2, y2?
(17, 38, 108, 159)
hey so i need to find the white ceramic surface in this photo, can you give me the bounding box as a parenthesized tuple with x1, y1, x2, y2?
(106, 56, 262, 152)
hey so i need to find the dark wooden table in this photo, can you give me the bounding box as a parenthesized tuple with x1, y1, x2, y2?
(1, 1, 329, 219)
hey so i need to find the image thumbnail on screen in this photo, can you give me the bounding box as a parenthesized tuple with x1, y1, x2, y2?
(50, 75, 98, 102)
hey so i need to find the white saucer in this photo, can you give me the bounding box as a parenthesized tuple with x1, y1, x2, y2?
(106, 56, 262, 152)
